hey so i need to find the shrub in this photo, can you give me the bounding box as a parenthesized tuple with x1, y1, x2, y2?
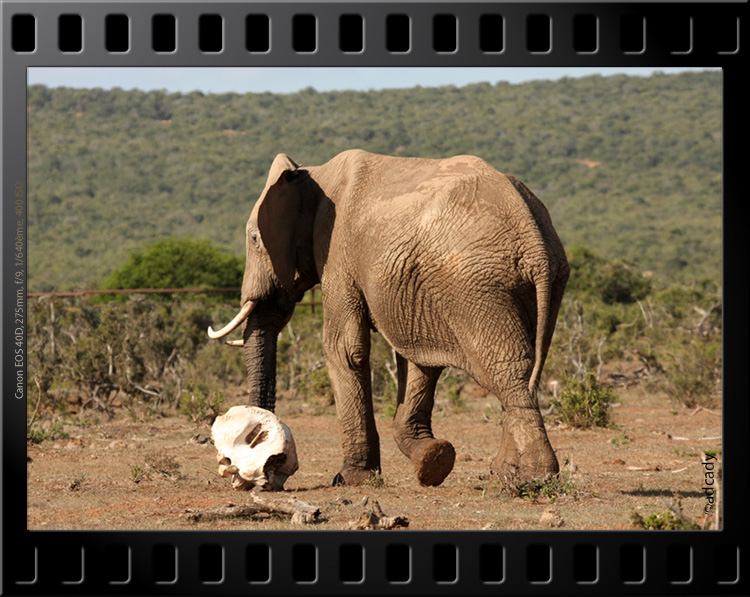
(369, 332, 399, 412)
(27, 294, 240, 420)
(380, 382, 398, 418)
(598, 260, 651, 304)
(28, 422, 69, 444)
(180, 381, 224, 423)
(68, 474, 88, 492)
(144, 453, 183, 480)
(97, 237, 243, 303)
(275, 308, 327, 400)
(131, 465, 151, 484)
(610, 433, 630, 447)
(441, 377, 466, 414)
(630, 510, 699, 530)
(566, 245, 650, 304)
(552, 373, 616, 428)
(501, 467, 576, 502)
(661, 336, 721, 408)
(300, 365, 334, 405)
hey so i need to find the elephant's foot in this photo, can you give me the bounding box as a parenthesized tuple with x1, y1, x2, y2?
(394, 430, 456, 487)
(332, 466, 381, 487)
(413, 439, 456, 487)
(491, 409, 558, 483)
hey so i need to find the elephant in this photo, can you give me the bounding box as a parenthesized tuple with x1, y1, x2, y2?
(207, 149, 569, 487)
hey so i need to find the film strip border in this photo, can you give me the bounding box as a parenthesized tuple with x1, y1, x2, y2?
(5, 2, 743, 63)
(11, 533, 744, 592)
(3, 1, 747, 595)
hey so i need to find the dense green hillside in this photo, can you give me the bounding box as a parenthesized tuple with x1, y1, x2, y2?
(27, 71, 721, 292)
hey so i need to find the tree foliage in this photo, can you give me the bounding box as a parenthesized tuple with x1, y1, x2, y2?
(98, 237, 243, 302)
(566, 245, 651, 304)
(28, 71, 721, 292)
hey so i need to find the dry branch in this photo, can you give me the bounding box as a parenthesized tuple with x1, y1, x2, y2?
(28, 376, 45, 432)
(184, 493, 320, 524)
(689, 406, 721, 417)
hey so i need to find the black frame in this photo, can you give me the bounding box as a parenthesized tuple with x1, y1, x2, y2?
(2, 1, 747, 594)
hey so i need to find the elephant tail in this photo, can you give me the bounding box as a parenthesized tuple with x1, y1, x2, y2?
(503, 173, 565, 395)
(528, 270, 551, 394)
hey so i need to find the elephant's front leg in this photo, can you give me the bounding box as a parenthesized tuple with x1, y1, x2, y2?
(393, 357, 456, 486)
(323, 311, 381, 486)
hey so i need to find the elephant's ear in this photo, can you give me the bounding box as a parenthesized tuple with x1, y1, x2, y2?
(257, 154, 307, 293)
(263, 153, 300, 189)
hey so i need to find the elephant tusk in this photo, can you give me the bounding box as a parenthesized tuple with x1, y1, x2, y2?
(207, 300, 256, 339)
(223, 312, 290, 346)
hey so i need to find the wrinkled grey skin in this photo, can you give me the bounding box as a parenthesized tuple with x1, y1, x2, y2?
(212, 150, 569, 487)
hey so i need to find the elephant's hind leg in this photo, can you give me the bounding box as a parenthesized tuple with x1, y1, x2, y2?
(392, 357, 455, 486)
(483, 368, 559, 483)
(463, 303, 559, 483)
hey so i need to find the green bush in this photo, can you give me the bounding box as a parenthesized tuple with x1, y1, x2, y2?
(299, 365, 334, 405)
(552, 373, 616, 428)
(27, 295, 241, 419)
(566, 245, 651, 304)
(180, 381, 224, 423)
(440, 374, 466, 414)
(28, 421, 69, 444)
(275, 307, 328, 402)
(661, 335, 721, 408)
(630, 510, 699, 530)
(500, 467, 576, 502)
(97, 237, 243, 303)
(379, 381, 398, 418)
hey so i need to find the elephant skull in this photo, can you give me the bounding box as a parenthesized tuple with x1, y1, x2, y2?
(211, 405, 299, 491)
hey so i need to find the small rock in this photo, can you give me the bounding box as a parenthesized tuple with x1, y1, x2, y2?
(539, 508, 564, 528)
(59, 436, 84, 449)
(291, 511, 317, 525)
(604, 458, 626, 465)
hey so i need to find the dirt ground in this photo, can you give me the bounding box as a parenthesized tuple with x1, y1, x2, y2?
(27, 384, 722, 531)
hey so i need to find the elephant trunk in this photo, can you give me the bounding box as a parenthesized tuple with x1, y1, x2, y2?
(242, 301, 284, 412)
